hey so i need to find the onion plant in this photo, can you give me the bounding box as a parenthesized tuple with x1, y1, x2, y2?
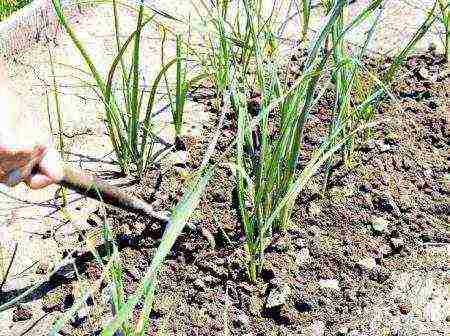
(193, 0, 384, 281)
(51, 0, 196, 178)
(0, 0, 32, 21)
(437, 0, 449, 63)
(324, 0, 439, 181)
(324, 0, 382, 174)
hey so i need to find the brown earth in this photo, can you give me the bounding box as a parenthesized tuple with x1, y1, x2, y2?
(20, 51, 449, 336)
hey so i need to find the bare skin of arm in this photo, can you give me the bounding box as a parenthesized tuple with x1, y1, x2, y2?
(0, 59, 63, 189)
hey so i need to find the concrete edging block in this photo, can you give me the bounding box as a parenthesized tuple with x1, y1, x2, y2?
(0, 0, 91, 58)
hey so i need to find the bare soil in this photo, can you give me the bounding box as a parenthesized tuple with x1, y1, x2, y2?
(20, 52, 449, 336)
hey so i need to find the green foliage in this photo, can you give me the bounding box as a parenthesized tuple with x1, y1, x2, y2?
(2, 0, 439, 333)
(437, 0, 449, 63)
(51, 0, 183, 177)
(0, 0, 32, 21)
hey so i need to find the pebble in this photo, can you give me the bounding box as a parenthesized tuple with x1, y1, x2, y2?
(362, 139, 377, 151)
(357, 257, 377, 271)
(438, 68, 450, 80)
(193, 278, 206, 291)
(311, 320, 326, 336)
(372, 158, 384, 171)
(71, 306, 89, 327)
(233, 313, 250, 328)
(168, 150, 188, 166)
(423, 168, 433, 179)
(78, 306, 89, 319)
(319, 279, 340, 290)
(272, 237, 290, 252)
(211, 191, 226, 203)
(417, 66, 436, 81)
(296, 248, 311, 265)
(398, 303, 411, 315)
(379, 143, 391, 152)
(390, 237, 405, 251)
(337, 327, 350, 335)
(35, 262, 49, 275)
(379, 244, 392, 257)
(308, 202, 322, 216)
(398, 194, 414, 212)
(376, 193, 401, 217)
(401, 157, 413, 170)
(370, 216, 389, 234)
(266, 283, 290, 309)
(295, 300, 313, 312)
(415, 177, 426, 189)
(420, 233, 432, 243)
(308, 225, 322, 238)
(359, 182, 372, 193)
(427, 100, 438, 110)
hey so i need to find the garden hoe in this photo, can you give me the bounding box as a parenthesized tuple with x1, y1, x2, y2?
(59, 165, 169, 223)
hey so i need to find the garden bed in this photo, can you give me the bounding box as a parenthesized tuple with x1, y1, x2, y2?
(25, 51, 449, 336)
(0, 1, 449, 335)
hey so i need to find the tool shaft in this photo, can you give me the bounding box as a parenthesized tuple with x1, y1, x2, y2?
(59, 165, 168, 222)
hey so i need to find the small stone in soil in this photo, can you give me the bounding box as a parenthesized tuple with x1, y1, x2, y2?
(357, 257, 377, 271)
(193, 278, 206, 291)
(417, 66, 436, 81)
(427, 100, 438, 110)
(359, 182, 371, 193)
(307, 225, 322, 238)
(420, 233, 432, 243)
(402, 158, 413, 170)
(266, 283, 290, 309)
(233, 313, 250, 328)
(311, 320, 326, 336)
(398, 303, 411, 315)
(295, 300, 313, 312)
(211, 191, 226, 203)
(361, 139, 376, 151)
(296, 248, 311, 265)
(12, 304, 33, 322)
(390, 237, 404, 251)
(398, 194, 414, 212)
(71, 307, 89, 327)
(379, 143, 391, 152)
(168, 150, 188, 166)
(308, 202, 322, 216)
(438, 68, 450, 80)
(35, 262, 49, 275)
(370, 216, 389, 234)
(375, 193, 401, 216)
(337, 327, 350, 335)
(318, 279, 340, 290)
(378, 244, 392, 257)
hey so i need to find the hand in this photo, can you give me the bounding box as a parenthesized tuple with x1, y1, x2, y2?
(0, 59, 63, 189)
(0, 144, 63, 189)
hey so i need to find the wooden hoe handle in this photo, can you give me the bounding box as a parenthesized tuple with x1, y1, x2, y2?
(59, 165, 169, 222)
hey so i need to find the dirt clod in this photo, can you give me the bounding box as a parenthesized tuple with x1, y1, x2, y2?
(12, 304, 33, 322)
